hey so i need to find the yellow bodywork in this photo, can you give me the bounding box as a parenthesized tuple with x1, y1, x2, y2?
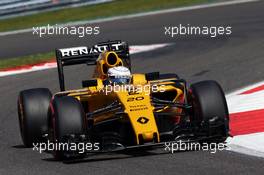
(54, 51, 184, 145)
(116, 91, 159, 144)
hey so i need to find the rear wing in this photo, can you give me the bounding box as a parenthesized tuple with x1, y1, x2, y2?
(55, 40, 130, 91)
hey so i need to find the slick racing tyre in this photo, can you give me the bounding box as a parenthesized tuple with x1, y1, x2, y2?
(18, 88, 52, 147)
(189, 80, 229, 142)
(51, 96, 86, 160)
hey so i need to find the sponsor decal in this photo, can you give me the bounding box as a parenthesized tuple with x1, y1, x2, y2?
(59, 43, 123, 57)
(137, 116, 149, 124)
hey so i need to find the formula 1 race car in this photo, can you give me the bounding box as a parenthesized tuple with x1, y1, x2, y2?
(17, 40, 229, 160)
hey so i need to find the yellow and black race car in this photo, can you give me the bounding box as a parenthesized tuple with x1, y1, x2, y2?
(17, 40, 229, 160)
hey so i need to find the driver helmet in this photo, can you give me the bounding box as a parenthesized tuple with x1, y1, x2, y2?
(107, 66, 131, 85)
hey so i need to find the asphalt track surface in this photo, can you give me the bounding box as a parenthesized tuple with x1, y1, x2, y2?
(0, 1, 264, 175)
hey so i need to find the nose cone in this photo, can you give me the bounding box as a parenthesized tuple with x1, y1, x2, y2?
(116, 91, 160, 144)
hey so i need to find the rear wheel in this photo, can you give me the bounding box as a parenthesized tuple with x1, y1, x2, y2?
(51, 96, 86, 160)
(17, 88, 52, 147)
(189, 80, 229, 142)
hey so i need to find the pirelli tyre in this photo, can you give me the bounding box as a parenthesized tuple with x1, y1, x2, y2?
(17, 88, 52, 147)
(189, 80, 229, 142)
(51, 96, 87, 160)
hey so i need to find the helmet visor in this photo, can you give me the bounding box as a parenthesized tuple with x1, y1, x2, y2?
(109, 76, 131, 85)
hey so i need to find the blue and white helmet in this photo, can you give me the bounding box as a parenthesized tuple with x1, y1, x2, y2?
(107, 66, 131, 84)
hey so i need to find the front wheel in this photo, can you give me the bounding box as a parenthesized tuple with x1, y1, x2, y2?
(17, 88, 52, 147)
(50, 96, 86, 160)
(189, 80, 229, 142)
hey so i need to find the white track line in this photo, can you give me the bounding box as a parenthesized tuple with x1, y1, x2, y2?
(227, 132, 264, 158)
(226, 80, 264, 97)
(227, 89, 264, 113)
(0, 0, 259, 36)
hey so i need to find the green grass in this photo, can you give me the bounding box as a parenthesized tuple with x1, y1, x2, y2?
(0, 0, 211, 32)
(0, 52, 54, 70)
